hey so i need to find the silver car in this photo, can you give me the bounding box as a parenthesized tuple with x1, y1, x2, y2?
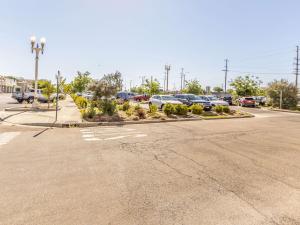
(200, 95, 229, 106)
(149, 95, 183, 109)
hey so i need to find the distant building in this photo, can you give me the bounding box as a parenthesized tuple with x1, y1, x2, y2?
(0, 75, 33, 93)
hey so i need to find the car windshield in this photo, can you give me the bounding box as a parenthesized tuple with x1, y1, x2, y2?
(162, 96, 176, 100)
(207, 96, 218, 101)
(192, 96, 203, 100)
(245, 97, 254, 100)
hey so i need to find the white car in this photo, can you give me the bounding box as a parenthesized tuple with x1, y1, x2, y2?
(82, 91, 94, 100)
(200, 95, 229, 106)
(149, 95, 183, 109)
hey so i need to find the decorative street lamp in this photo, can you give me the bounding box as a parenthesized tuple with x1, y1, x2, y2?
(30, 36, 46, 107)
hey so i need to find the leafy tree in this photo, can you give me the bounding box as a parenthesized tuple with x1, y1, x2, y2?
(144, 79, 160, 95)
(131, 86, 146, 94)
(266, 79, 298, 109)
(72, 71, 91, 93)
(88, 71, 122, 115)
(183, 79, 204, 95)
(230, 75, 262, 96)
(213, 86, 223, 93)
(42, 81, 55, 108)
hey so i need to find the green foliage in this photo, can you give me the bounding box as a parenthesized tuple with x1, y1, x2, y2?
(223, 106, 230, 113)
(126, 107, 134, 116)
(63, 83, 73, 94)
(266, 79, 298, 109)
(130, 86, 146, 94)
(122, 101, 130, 111)
(230, 75, 262, 96)
(190, 104, 203, 115)
(136, 108, 146, 119)
(149, 104, 158, 114)
(41, 80, 55, 108)
(163, 103, 175, 116)
(75, 96, 88, 109)
(144, 79, 160, 95)
(89, 71, 123, 99)
(183, 80, 204, 95)
(214, 105, 223, 114)
(72, 71, 91, 93)
(82, 107, 96, 119)
(213, 86, 223, 93)
(175, 104, 188, 115)
(98, 99, 116, 116)
(134, 104, 141, 110)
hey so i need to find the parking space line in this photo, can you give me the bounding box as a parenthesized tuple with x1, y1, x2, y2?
(0, 132, 20, 147)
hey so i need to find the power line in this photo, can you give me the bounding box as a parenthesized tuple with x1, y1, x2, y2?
(228, 70, 293, 75)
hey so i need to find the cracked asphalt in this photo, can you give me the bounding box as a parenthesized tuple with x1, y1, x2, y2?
(0, 108, 300, 225)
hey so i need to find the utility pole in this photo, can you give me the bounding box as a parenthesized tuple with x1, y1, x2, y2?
(295, 46, 299, 90)
(222, 59, 229, 94)
(180, 68, 184, 91)
(129, 80, 132, 91)
(163, 71, 166, 92)
(165, 65, 171, 92)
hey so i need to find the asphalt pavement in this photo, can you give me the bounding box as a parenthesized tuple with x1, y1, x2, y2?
(0, 108, 300, 224)
(0, 93, 19, 110)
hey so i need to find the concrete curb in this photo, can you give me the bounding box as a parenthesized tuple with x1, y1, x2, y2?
(268, 108, 300, 114)
(200, 114, 254, 120)
(17, 114, 254, 128)
(5, 107, 61, 112)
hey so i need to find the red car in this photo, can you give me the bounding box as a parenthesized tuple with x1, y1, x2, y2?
(133, 94, 150, 102)
(238, 97, 256, 107)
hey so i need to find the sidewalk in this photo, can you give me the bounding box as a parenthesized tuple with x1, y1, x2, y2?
(0, 95, 82, 126)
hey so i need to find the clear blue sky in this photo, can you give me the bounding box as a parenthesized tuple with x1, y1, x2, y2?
(1, 0, 299, 90)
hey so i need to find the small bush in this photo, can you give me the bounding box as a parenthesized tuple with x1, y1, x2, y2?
(75, 96, 88, 109)
(214, 105, 223, 114)
(223, 106, 230, 113)
(149, 104, 158, 114)
(190, 104, 203, 115)
(122, 101, 130, 111)
(136, 108, 146, 119)
(175, 104, 188, 115)
(99, 99, 116, 116)
(134, 104, 141, 110)
(126, 107, 134, 116)
(163, 103, 175, 116)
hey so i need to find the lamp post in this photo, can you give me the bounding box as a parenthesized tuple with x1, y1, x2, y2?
(30, 36, 46, 107)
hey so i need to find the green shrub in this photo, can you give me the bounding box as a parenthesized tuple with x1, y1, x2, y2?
(136, 108, 146, 119)
(122, 101, 130, 111)
(190, 104, 203, 115)
(126, 108, 134, 116)
(163, 103, 175, 116)
(149, 104, 158, 114)
(75, 96, 88, 109)
(175, 104, 188, 115)
(214, 105, 223, 114)
(99, 99, 116, 116)
(134, 104, 141, 110)
(223, 106, 230, 113)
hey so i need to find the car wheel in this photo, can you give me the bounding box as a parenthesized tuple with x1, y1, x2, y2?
(17, 99, 23, 104)
(27, 97, 34, 104)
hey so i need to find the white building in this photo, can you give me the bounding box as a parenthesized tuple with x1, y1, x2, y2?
(0, 75, 17, 93)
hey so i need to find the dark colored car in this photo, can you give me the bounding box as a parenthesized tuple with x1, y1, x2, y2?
(116, 92, 135, 101)
(174, 94, 212, 111)
(222, 96, 233, 105)
(238, 97, 256, 107)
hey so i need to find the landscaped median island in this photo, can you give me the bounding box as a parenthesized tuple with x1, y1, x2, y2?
(71, 94, 253, 124)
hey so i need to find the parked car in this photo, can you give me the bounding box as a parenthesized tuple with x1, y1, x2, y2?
(133, 94, 150, 102)
(200, 95, 229, 106)
(238, 97, 256, 107)
(116, 92, 135, 101)
(221, 95, 233, 105)
(253, 96, 266, 106)
(12, 88, 64, 103)
(82, 91, 94, 100)
(174, 94, 212, 111)
(149, 95, 183, 109)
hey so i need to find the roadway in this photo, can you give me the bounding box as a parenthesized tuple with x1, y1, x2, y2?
(0, 108, 300, 224)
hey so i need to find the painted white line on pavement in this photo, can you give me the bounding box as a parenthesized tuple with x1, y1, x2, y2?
(0, 132, 20, 146)
(135, 134, 147, 137)
(104, 135, 128, 140)
(84, 138, 101, 141)
(82, 134, 95, 138)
